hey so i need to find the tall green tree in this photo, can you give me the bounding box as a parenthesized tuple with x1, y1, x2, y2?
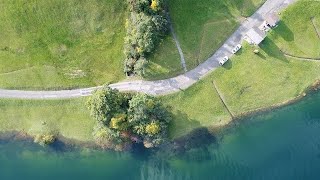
(86, 86, 127, 124)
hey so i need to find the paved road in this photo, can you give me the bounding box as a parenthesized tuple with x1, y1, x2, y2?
(0, 0, 296, 99)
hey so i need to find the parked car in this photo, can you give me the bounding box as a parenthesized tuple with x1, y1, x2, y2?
(219, 56, 229, 66)
(232, 44, 242, 54)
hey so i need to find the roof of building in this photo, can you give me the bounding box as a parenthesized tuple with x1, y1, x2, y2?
(246, 27, 266, 45)
(265, 13, 280, 26)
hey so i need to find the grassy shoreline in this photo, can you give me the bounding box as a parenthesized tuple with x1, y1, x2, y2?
(1, 1, 320, 145)
(0, 98, 94, 142)
(1, 80, 319, 145)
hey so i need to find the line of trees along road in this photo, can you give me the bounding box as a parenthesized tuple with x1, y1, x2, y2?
(124, 0, 169, 76)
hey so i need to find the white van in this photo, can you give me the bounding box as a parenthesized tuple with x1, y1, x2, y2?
(219, 56, 229, 66)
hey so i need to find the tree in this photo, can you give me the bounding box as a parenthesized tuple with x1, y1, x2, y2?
(128, 94, 171, 147)
(93, 122, 122, 149)
(150, 0, 159, 11)
(86, 86, 127, 124)
(124, 0, 168, 76)
(87, 87, 171, 150)
(145, 121, 161, 135)
(110, 113, 128, 131)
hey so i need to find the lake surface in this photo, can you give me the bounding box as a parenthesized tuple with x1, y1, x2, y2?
(1, 92, 320, 180)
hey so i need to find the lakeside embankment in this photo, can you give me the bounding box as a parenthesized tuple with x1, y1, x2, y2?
(2, 87, 320, 180)
(1, 0, 320, 149)
(0, 79, 319, 150)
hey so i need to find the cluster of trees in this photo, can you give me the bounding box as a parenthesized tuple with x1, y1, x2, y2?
(87, 86, 171, 151)
(124, 0, 169, 76)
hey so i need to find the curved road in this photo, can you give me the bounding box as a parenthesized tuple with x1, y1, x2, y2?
(0, 0, 295, 99)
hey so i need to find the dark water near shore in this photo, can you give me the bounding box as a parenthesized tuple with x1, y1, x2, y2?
(1, 92, 320, 180)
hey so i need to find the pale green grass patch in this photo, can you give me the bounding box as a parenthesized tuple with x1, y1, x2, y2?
(271, 1, 320, 58)
(0, 0, 126, 90)
(161, 78, 232, 139)
(0, 98, 94, 141)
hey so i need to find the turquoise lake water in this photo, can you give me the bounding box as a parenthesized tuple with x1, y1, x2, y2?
(1, 91, 320, 180)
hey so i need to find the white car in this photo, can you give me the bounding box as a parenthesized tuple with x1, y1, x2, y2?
(231, 44, 242, 54)
(219, 56, 229, 66)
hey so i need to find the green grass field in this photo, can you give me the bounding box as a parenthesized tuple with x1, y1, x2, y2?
(3, 1, 320, 142)
(0, 0, 126, 90)
(161, 78, 232, 139)
(0, 0, 267, 88)
(144, 36, 184, 80)
(162, 0, 320, 138)
(271, 1, 320, 58)
(213, 41, 320, 115)
(145, 0, 266, 80)
(168, 0, 266, 70)
(0, 98, 93, 142)
(240, 0, 266, 17)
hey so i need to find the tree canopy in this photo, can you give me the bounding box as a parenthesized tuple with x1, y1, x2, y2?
(87, 86, 171, 150)
(124, 0, 169, 76)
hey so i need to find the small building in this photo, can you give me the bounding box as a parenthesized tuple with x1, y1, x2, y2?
(265, 13, 280, 28)
(245, 27, 267, 45)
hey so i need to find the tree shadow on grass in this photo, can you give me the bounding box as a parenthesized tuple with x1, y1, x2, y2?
(162, 110, 218, 160)
(273, 21, 294, 42)
(260, 37, 289, 63)
(255, 51, 267, 60)
(168, 110, 202, 139)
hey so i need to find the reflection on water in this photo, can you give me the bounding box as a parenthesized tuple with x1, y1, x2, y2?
(1, 91, 320, 180)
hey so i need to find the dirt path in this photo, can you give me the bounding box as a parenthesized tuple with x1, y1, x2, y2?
(168, 16, 188, 72)
(311, 17, 320, 40)
(282, 51, 320, 61)
(212, 81, 234, 119)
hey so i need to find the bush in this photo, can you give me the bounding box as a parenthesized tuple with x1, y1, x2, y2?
(34, 134, 56, 146)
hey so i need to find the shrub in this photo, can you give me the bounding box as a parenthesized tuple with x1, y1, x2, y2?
(34, 134, 56, 146)
(145, 121, 161, 135)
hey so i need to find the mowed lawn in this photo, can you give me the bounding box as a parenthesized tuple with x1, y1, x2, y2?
(212, 1, 320, 115)
(161, 78, 232, 139)
(145, 0, 266, 80)
(168, 0, 266, 70)
(3, 1, 320, 142)
(162, 1, 320, 138)
(240, 0, 266, 17)
(0, 0, 126, 90)
(213, 41, 320, 115)
(144, 36, 184, 80)
(271, 1, 320, 58)
(0, 98, 94, 142)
